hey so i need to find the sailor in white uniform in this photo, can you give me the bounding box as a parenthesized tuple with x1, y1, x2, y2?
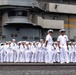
(10, 39, 17, 62)
(19, 41, 25, 62)
(68, 42, 74, 63)
(57, 29, 69, 63)
(0, 43, 5, 62)
(28, 42, 33, 62)
(45, 29, 53, 63)
(10, 39, 17, 47)
(4, 41, 14, 62)
(52, 43, 57, 63)
(74, 42, 76, 62)
(16, 41, 21, 62)
(31, 41, 37, 63)
(54, 42, 60, 63)
(72, 42, 75, 63)
(3, 41, 9, 62)
(35, 42, 39, 62)
(52, 42, 60, 63)
(25, 42, 31, 62)
(38, 39, 44, 62)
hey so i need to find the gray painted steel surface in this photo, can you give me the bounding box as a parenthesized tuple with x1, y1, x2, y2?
(0, 63, 75, 75)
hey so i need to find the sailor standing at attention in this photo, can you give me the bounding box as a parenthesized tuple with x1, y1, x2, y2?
(38, 39, 44, 62)
(57, 29, 69, 63)
(0, 43, 5, 62)
(45, 29, 53, 63)
(10, 39, 17, 62)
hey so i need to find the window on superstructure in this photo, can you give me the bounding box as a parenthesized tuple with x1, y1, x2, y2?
(60, 0, 64, 3)
(8, 10, 28, 16)
(15, 11, 27, 16)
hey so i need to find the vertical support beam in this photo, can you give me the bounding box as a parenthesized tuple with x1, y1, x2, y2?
(68, 15, 70, 39)
(68, 0, 70, 40)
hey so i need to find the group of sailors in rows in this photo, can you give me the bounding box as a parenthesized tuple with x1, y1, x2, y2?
(0, 29, 76, 63)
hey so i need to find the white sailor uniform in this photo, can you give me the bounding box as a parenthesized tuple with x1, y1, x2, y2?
(19, 44, 25, 62)
(56, 45, 60, 63)
(10, 43, 17, 62)
(31, 44, 37, 62)
(45, 34, 53, 63)
(68, 44, 74, 62)
(0, 45, 4, 62)
(38, 43, 44, 62)
(57, 35, 69, 63)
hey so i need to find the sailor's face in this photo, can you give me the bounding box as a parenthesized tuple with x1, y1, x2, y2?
(13, 41, 16, 43)
(49, 32, 53, 36)
(24, 42, 26, 45)
(8, 42, 11, 45)
(61, 31, 65, 35)
(29, 43, 32, 46)
(21, 42, 24, 45)
(40, 40, 43, 43)
(55, 43, 57, 45)
(6, 43, 9, 45)
(26, 44, 28, 46)
(33, 43, 35, 45)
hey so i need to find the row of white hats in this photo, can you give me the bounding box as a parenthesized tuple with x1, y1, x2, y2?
(48, 29, 66, 33)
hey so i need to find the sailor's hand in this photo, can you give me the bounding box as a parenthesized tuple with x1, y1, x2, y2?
(58, 45, 61, 49)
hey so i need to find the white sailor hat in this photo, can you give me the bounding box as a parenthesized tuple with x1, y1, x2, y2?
(26, 42, 29, 44)
(40, 39, 43, 41)
(59, 29, 66, 32)
(48, 29, 53, 33)
(12, 39, 16, 41)
(9, 41, 11, 43)
(73, 42, 76, 44)
(23, 41, 26, 42)
(54, 42, 58, 44)
(18, 41, 22, 44)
